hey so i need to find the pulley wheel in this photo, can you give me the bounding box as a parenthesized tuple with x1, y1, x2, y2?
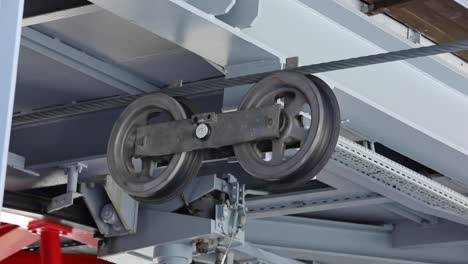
(233, 72, 340, 191)
(107, 93, 202, 202)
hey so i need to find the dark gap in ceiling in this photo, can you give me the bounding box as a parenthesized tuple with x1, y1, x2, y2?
(24, 0, 91, 18)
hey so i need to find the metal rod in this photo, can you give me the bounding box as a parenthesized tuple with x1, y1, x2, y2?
(40, 228, 62, 264)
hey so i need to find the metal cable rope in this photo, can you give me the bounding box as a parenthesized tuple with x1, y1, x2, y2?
(13, 39, 468, 128)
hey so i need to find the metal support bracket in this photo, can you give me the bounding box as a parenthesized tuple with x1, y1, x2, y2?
(47, 163, 86, 213)
(186, 0, 236, 16)
(407, 27, 421, 44)
(217, 0, 261, 29)
(134, 105, 281, 157)
(80, 175, 139, 237)
(7, 152, 39, 178)
(215, 175, 247, 237)
(99, 209, 244, 260)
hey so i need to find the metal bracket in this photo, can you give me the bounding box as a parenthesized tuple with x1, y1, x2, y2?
(407, 27, 421, 44)
(217, 0, 261, 29)
(215, 175, 247, 237)
(186, 0, 236, 16)
(80, 175, 139, 237)
(7, 152, 39, 178)
(148, 174, 226, 212)
(47, 163, 86, 213)
(134, 105, 281, 157)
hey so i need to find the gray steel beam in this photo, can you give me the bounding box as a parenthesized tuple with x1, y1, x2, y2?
(382, 204, 438, 225)
(22, 4, 101, 27)
(392, 219, 468, 248)
(0, 0, 24, 211)
(247, 217, 468, 264)
(246, 189, 390, 219)
(21, 27, 159, 95)
(88, 0, 284, 69)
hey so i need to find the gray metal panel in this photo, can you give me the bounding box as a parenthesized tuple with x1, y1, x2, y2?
(21, 27, 159, 94)
(14, 47, 124, 113)
(88, 0, 284, 67)
(123, 48, 222, 85)
(0, 0, 24, 210)
(392, 219, 468, 248)
(34, 10, 221, 86)
(35, 10, 179, 64)
(23, 5, 101, 27)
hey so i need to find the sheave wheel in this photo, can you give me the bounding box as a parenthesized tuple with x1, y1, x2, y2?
(233, 72, 340, 191)
(107, 93, 202, 202)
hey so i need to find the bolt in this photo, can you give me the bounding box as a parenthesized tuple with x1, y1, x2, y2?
(341, 118, 350, 125)
(266, 117, 273, 127)
(100, 204, 119, 225)
(195, 123, 210, 139)
(195, 240, 211, 254)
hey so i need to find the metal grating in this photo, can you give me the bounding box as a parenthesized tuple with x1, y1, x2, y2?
(332, 137, 468, 219)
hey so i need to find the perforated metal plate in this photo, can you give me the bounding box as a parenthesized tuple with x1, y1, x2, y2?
(331, 137, 468, 224)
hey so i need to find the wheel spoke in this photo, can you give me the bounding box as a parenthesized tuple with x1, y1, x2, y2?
(288, 121, 307, 145)
(141, 158, 156, 178)
(271, 139, 285, 163)
(284, 92, 306, 116)
(263, 92, 280, 106)
(133, 110, 152, 127)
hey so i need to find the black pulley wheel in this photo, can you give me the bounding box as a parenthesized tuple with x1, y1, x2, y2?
(107, 93, 202, 202)
(233, 72, 340, 191)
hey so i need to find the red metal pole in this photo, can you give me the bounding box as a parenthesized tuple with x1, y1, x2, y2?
(40, 228, 62, 264)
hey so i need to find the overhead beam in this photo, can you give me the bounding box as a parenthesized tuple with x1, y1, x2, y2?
(247, 217, 468, 264)
(21, 27, 159, 95)
(88, 0, 284, 71)
(392, 219, 468, 248)
(23, 4, 101, 27)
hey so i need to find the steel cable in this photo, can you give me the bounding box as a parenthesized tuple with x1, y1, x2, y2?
(13, 39, 468, 128)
